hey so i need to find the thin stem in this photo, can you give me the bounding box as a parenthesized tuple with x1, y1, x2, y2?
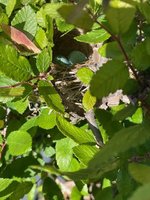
(95, 19, 140, 82)
(0, 74, 47, 89)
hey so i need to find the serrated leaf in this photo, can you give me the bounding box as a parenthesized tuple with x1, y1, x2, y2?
(105, 0, 136, 34)
(6, 98, 28, 114)
(35, 27, 48, 49)
(7, 130, 32, 156)
(43, 177, 64, 200)
(113, 104, 137, 121)
(2, 24, 41, 54)
(77, 67, 93, 85)
(56, 115, 95, 144)
(9, 181, 33, 200)
(56, 137, 80, 171)
(131, 40, 150, 70)
(82, 90, 96, 111)
(36, 108, 56, 130)
(99, 41, 124, 60)
(43, 3, 65, 19)
(38, 80, 65, 113)
(75, 29, 110, 44)
(6, 0, 16, 17)
(58, 4, 93, 30)
(11, 5, 37, 39)
(128, 183, 150, 200)
(0, 44, 32, 81)
(0, 179, 14, 192)
(56, 18, 74, 32)
(65, 121, 150, 180)
(0, 12, 8, 31)
(36, 49, 51, 73)
(0, 87, 25, 97)
(129, 163, 150, 184)
(90, 60, 129, 99)
(138, 2, 150, 24)
(73, 144, 99, 166)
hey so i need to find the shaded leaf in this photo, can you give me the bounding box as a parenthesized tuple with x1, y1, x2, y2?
(99, 41, 124, 60)
(7, 130, 32, 156)
(43, 177, 64, 200)
(56, 115, 95, 144)
(129, 163, 150, 184)
(38, 80, 65, 113)
(105, 0, 136, 34)
(58, 4, 93, 30)
(128, 183, 150, 200)
(90, 60, 129, 99)
(73, 144, 99, 166)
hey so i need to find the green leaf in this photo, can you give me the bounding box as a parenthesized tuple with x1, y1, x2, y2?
(131, 40, 150, 70)
(94, 187, 113, 200)
(128, 183, 150, 200)
(0, 12, 8, 31)
(0, 44, 32, 81)
(38, 80, 65, 113)
(43, 3, 65, 19)
(56, 18, 74, 32)
(0, 179, 14, 192)
(9, 181, 33, 200)
(71, 186, 82, 200)
(77, 67, 93, 85)
(90, 60, 129, 99)
(0, 87, 25, 97)
(7, 130, 32, 156)
(35, 28, 48, 49)
(6, 0, 16, 17)
(87, 122, 150, 179)
(36, 49, 51, 73)
(7, 98, 28, 114)
(0, 179, 19, 199)
(56, 137, 80, 171)
(11, 5, 37, 39)
(138, 2, 150, 24)
(113, 104, 137, 121)
(56, 115, 95, 144)
(105, 0, 136, 34)
(82, 90, 96, 111)
(129, 163, 150, 184)
(75, 29, 110, 44)
(99, 42, 124, 60)
(36, 108, 56, 130)
(43, 177, 64, 200)
(66, 121, 150, 180)
(73, 144, 99, 166)
(58, 4, 93, 30)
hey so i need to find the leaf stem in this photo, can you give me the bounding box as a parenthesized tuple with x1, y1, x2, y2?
(94, 19, 141, 82)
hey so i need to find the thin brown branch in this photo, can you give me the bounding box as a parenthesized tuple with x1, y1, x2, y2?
(95, 19, 141, 82)
(0, 74, 47, 89)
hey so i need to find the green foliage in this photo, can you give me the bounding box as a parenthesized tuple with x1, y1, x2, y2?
(0, 0, 150, 199)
